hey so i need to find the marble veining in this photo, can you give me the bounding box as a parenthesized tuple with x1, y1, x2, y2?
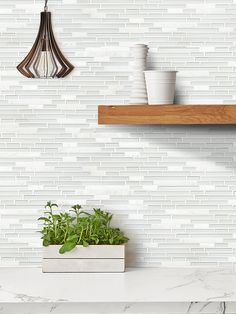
(0, 301, 235, 314)
(168, 269, 235, 301)
(0, 268, 235, 303)
(0, 268, 236, 313)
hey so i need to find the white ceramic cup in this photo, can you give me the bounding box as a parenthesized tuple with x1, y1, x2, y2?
(144, 71, 177, 105)
(130, 45, 149, 59)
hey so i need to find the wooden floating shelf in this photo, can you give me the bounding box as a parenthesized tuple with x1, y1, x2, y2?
(98, 105, 236, 125)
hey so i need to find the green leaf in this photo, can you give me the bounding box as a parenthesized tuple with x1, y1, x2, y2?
(71, 204, 82, 211)
(59, 241, 77, 254)
(83, 240, 89, 247)
(52, 215, 60, 224)
(43, 239, 50, 246)
(66, 235, 78, 242)
(45, 201, 52, 208)
(38, 217, 51, 222)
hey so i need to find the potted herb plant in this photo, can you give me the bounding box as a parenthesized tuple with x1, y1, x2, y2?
(39, 201, 129, 273)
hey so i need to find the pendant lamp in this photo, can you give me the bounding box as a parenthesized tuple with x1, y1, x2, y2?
(17, 0, 74, 78)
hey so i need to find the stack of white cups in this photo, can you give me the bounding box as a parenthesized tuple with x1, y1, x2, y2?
(130, 44, 149, 104)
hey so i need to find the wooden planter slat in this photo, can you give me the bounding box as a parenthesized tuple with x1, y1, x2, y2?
(43, 258, 125, 273)
(43, 245, 125, 259)
(42, 245, 125, 273)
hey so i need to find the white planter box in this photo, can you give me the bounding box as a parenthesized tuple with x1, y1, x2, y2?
(42, 245, 125, 273)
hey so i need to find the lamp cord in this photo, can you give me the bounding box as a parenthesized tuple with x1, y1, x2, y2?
(44, 0, 48, 11)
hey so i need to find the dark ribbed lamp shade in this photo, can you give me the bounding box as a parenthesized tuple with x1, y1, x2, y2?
(17, 10, 74, 78)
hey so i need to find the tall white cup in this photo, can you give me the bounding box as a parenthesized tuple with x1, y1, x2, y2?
(144, 71, 177, 105)
(130, 44, 149, 104)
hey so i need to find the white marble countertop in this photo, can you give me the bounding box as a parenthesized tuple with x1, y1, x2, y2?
(0, 267, 236, 303)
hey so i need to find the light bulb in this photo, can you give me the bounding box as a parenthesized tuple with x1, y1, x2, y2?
(35, 50, 55, 78)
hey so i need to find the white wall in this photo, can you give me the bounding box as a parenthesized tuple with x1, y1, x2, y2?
(1, 0, 236, 267)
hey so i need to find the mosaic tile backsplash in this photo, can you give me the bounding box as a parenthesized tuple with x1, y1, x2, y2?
(1, 0, 236, 267)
